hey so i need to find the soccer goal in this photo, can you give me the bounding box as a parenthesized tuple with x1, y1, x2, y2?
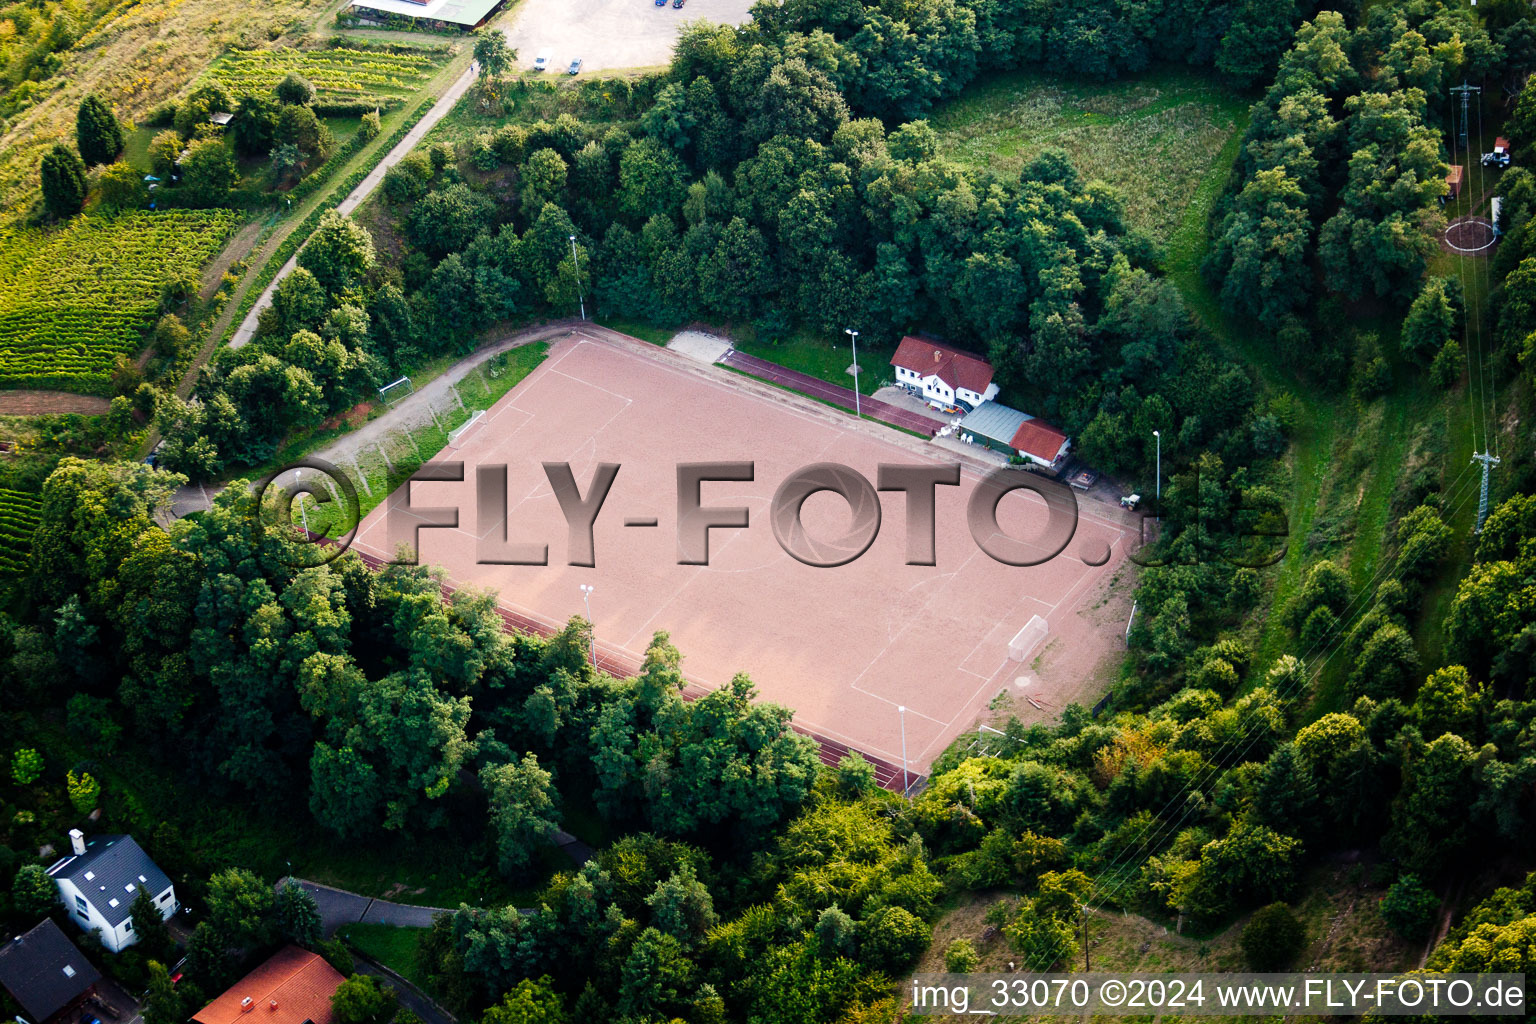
(1008, 615, 1049, 662)
(378, 376, 415, 404)
(447, 410, 486, 450)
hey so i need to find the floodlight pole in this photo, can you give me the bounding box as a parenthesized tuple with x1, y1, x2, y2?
(897, 704, 909, 800)
(1152, 429, 1161, 520)
(579, 584, 595, 667)
(569, 234, 586, 321)
(844, 328, 861, 418)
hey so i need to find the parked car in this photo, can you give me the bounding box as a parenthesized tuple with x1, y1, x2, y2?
(533, 50, 551, 71)
(673, 0, 686, 6)
(654, 0, 666, 7)
(568, 58, 583, 75)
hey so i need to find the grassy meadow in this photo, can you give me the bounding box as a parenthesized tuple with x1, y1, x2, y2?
(928, 67, 1249, 247)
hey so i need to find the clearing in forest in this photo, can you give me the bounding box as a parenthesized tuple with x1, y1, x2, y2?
(928, 67, 1247, 246)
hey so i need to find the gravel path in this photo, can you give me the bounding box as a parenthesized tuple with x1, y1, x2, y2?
(229, 64, 480, 350)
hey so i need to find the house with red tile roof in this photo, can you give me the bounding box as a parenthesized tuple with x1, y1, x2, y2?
(889, 336, 1000, 411)
(192, 946, 346, 1024)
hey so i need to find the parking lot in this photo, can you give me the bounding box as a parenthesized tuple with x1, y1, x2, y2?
(502, 0, 755, 73)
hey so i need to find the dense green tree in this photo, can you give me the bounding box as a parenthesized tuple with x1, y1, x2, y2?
(1240, 903, 1306, 969)
(231, 94, 280, 158)
(330, 975, 397, 1024)
(275, 72, 318, 106)
(274, 882, 323, 947)
(473, 30, 514, 81)
(482, 754, 560, 876)
(76, 93, 124, 166)
(98, 161, 147, 210)
(130, 887, 173, 956)
(481, 977, 565, 1024)
(410, 183, 496, 259)
(206, 867, 276, 947)
(180, 138, 238, 206)
(40, 144, 87, 219)
(1381, 873, 1439, 940)
(299, 212, 378, 294)
(12, 863, 57, 916)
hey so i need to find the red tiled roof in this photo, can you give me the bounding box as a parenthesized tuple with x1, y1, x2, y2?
(192, 947, 344, 1024)
(1447, 165, 1464, 184)
(890, 336, 995, 395)
(1010, 419, 1068, 462)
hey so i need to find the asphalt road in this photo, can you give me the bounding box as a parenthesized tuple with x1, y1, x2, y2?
(286, 878, 450, 936)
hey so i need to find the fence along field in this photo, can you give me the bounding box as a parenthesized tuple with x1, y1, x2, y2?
(203, 46, 447, 111)
(0, 488, 41, 576)
(0, 210, 238, 394)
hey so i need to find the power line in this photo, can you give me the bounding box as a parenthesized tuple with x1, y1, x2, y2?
(1448, 88, 1483, 455)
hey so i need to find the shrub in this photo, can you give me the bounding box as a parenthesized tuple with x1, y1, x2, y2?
(858, 905, 928, 973)
(1240, 903, 1305, 970)
(67, 769, 101, 814)
(359, 110, 382, 142)
(12, 863, 58, 916)
(944, 938, 980, 973)
(1380, 874, 1439, 940)
(11, 748, 43, 785)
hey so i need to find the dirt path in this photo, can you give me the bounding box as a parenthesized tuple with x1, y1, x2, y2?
(0, 391, 110, 416)
(199, 217, 269, 302)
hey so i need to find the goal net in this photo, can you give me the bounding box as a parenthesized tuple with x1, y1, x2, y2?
(378, 376, 415, 404)
(1008, 615, 1049, 662)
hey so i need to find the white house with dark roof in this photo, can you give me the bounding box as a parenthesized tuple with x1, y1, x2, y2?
(889, 336, 1001, 411)
(46, 831, 176, 954)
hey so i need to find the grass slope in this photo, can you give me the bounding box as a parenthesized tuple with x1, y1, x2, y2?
(929, 66, 1248, 246)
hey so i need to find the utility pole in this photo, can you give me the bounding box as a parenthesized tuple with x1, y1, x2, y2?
(897, 705, 909, 801)
(1472, 451, 1501, 533)
(1451, 82, 1480, 154)
(1081, 902, 1090, 971)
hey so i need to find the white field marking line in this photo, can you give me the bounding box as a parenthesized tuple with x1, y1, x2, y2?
(369, 334, 1132, 757)
(907, 531, 1132, 762)
(619, 428, 844, 648)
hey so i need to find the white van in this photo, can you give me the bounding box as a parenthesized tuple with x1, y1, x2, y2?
(533, 50, 552, 71)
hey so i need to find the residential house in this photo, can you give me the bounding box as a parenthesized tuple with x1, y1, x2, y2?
(0, 919, 101, 1024)
(46, 831, 176, 954)
(889, 336, 1000, 412)
(192, 946, 346, 1024)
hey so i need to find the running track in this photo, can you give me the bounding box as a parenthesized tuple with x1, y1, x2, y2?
(720, 350, 944, 437)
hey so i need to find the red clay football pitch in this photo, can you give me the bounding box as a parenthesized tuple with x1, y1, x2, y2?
(351, 333, 1137, 772)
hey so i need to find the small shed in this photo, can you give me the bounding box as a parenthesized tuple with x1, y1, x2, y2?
(208, 112, 233, 127)
(0, 919, 101, 1024)
(957, 402, 1070, 468)
(1446, 164, 1464, 200)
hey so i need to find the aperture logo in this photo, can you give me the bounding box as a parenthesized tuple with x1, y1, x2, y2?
(251, 458, 1287, 570)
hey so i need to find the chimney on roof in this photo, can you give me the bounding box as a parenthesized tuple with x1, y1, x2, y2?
(69, 829, 85, 856)
(934, 349, 941, 362)
(241, 998, 254, 1014)
(269, 1001, 279, 1012)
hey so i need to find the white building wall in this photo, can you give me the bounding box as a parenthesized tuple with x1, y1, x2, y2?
(54, 877, 177, 954)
